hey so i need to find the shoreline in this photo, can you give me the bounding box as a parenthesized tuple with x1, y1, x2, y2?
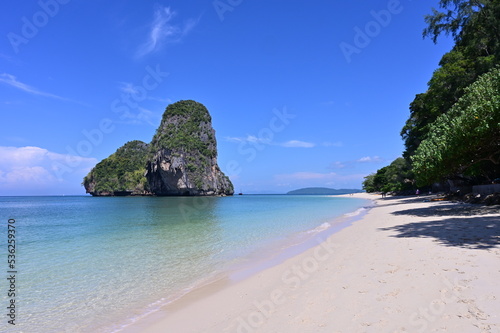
(226, 200, 373, 284)
(118, 195, 373, 333)
(123, 193, 500, 332)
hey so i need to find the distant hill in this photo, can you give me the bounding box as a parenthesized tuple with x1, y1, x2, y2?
(286, 187, 363, 195)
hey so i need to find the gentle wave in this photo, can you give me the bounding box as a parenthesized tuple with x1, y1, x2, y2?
(343, 207, 367, 217)
(306, 222, 332, 234)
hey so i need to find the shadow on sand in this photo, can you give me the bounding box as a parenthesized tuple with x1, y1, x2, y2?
(392, 202, 499, 217)
(380, 201, 500, 250)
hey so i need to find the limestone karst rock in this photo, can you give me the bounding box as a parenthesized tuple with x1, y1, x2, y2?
(83, 100, 233, 196)
(146, 100, 233, 196)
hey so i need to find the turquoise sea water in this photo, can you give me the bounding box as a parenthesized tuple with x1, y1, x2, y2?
(0, 195, 370, 332)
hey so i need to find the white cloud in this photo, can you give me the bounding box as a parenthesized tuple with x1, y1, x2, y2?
(117, 107, 158, 126)
(225, 136, 315, 148)
(329, 156, 385, 170)
(119, 82, 140, 94)
(147, 96, 172, 104)
(330, 161, 347, 169)
(281, 140, 315, 148)
(0, 73, 68, 101)
(225, 135, 272, 145)
(137, 6, 199, 57)
(357, 156, 383, 163)
(0, 166, 52, 184)
(0, 146, 98, 195)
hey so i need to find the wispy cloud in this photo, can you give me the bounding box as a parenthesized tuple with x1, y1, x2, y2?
(329, 156, 385, 170)
(118, 81, 171, 104)
(330, 161, 347, 169)
(0, 73, 69, 101)
(115, 107, 159, 126)
(147, 96, 172, 104)
(0, 53, 16, 63)
(137, 6, 199, 57)
(119, 82, 139, 94)
(281, 140, 315, 148)
(357, 156, 382, 163)
(226, 135, 265, 144)
(225, 136, 315, 148)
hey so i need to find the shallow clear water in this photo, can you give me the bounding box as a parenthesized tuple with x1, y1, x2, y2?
(0, 195, 369, 332)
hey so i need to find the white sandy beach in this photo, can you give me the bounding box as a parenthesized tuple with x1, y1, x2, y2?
(125, 193, 500, 333)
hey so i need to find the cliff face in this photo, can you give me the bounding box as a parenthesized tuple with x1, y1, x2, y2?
(83, 140, 150, 196)
(146, 100, 233, 196)
(83, 100, 233, 196)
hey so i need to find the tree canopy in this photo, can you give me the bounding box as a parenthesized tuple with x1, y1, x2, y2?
(369, 1, 500, 192)
(402, 0, 500, 160)
(362, 158, 415, 193)
(412, 67, 500, 185)
(83, 140, 150, 194)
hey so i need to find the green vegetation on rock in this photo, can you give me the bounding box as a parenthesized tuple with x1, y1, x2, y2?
(83, 100, 233, 196)
(151, 100, 216, 159)
(83, 140, 150, 195)
(147, 100, 233, 196)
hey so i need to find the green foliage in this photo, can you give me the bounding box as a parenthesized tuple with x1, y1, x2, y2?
(363, 158, 416, 193)
(149, 100, 219, 190)
(393, 1, 500, 189)
(402, 0, 500, 159)
(362, 174, 376, 193)
(82, 100, 233, 196)
(151, 100, 216, 159)
(423, 0, 487, 44)
(83, 140, 150, 193)
(412, 67, 500, 185)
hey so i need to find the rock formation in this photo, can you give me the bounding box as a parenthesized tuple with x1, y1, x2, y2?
(146, 100, 233, 196)
(83, 100, 233, 196)
(83, 140, 150, 196)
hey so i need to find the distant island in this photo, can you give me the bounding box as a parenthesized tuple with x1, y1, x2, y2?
(83, 100, 234, 196)
(287, 187, 363, 195)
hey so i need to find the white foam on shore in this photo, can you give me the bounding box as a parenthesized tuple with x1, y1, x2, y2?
(306, 222, 332, 234)
(344, 207, 367, 217)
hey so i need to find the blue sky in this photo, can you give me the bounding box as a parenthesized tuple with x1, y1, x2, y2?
(0, 0, 454, 195)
